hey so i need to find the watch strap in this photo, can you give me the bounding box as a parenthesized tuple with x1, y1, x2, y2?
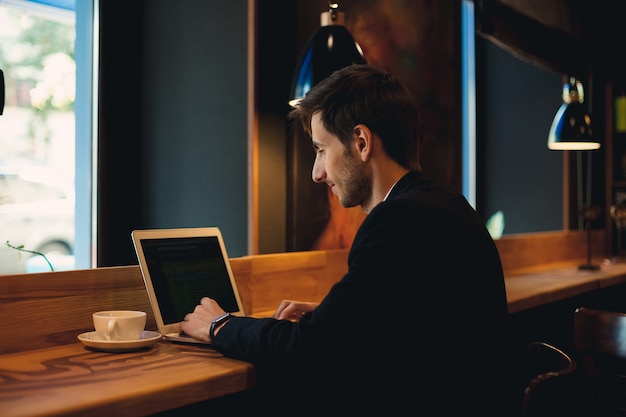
(209, 312, 233, 340)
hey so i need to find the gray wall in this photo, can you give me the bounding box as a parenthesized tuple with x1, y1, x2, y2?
(98, 0, 249, 265)
(140, 1, 249, 254)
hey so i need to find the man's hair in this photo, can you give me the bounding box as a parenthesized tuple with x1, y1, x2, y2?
(289, 64, 421, 171)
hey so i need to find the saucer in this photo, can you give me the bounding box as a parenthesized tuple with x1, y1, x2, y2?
(77, 330, 162, 352)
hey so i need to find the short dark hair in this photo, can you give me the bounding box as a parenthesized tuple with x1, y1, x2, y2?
(289, 64, 421, 171)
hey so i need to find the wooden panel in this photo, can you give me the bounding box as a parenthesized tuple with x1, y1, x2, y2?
(0, 250, 348, 354)
(231, 249, 347, 317)
(1, 234, 616, 354)
(495, 230, 606, 275)
(0, 266, 152, 354)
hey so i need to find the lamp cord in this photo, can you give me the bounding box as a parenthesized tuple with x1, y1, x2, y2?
(577, 151, 583, 230)
(586, 150, 592, 208)
(576, 150, 594, 231)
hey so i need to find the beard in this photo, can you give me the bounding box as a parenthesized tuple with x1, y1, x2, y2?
(335, 149, 371, 209)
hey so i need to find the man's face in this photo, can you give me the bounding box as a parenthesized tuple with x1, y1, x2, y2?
(310, 113, 370, 209)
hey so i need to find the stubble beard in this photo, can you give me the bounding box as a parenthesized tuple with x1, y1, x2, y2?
(336, 151, 371, 209)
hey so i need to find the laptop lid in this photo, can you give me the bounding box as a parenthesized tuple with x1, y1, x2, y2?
(131, 227, 245, 344)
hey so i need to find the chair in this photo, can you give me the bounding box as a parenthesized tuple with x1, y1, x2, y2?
(573, 307, 626, 416)
(520, 341, 577, 417)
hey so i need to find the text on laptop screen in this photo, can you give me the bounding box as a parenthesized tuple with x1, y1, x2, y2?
(140, 236, 240, 324)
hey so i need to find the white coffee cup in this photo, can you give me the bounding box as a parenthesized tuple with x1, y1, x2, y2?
(93, 310, 147, 341)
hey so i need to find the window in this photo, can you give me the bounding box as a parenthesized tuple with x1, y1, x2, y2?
(462, 0, 563, 238)
(0, 0, 96, 273)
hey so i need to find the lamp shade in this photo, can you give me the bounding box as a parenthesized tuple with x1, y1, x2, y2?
(548, 77, 600, 150)
(289, 5, 366, 107)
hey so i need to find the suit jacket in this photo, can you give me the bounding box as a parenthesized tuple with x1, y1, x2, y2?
(213, 171, 513, 414)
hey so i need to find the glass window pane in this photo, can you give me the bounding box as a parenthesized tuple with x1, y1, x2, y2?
(0, 0, 85, 273)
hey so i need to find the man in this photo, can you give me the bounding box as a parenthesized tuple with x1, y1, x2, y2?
(181, 65, 513, 414)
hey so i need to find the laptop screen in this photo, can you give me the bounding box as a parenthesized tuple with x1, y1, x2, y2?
(140, 236, 240, 324)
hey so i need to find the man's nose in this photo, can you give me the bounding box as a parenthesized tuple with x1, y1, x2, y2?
(312, 158, 325, 183)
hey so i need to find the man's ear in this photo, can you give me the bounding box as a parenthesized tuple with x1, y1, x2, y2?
(353, 124, 372, 162)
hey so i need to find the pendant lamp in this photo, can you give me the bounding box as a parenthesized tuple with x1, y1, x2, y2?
(289, 2, 366, 107)
(548, 76, 601, 271)
(548, 77, 599, 150)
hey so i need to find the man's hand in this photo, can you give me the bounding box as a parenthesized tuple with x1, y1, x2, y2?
(180, 297, 226, 342)
(273, 300, 319, 321)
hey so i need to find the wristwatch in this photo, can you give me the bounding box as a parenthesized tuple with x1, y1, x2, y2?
(209, 313, 233, 340)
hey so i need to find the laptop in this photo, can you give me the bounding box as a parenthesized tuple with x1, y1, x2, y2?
(131, 227, 246, 345)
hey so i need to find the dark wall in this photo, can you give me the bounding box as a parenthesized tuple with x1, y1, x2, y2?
(255, 0, 297, 254)
(98, 1, 143, 266)
(98, 0, 249, 266)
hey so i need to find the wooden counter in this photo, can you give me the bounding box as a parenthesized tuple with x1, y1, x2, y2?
(3, 239, 626, 416)
(505, 259, 626, 313)
(0, 342, 255, 417)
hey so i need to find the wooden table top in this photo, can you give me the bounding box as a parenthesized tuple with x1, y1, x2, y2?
(506, 259, 626, 313)
(0, 340, 255, 417)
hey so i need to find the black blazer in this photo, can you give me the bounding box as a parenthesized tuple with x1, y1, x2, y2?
(213, 171, 512, 414)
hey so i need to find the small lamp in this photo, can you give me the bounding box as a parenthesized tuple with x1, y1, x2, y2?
(548, 77, 599, 151)
(289, 2, 366, 107)
(548, 76, 601, 271)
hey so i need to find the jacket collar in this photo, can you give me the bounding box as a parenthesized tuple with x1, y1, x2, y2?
(386, 171, 431, 200)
